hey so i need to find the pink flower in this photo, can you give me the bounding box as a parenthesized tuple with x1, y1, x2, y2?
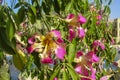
(74, 51, 100, 80)
(65, 14, 87, 26)
(92, 40, 105, 51)
(41, 57, 53, 64)
(78, 14, 87, 24)
(78, 27, 86, 39)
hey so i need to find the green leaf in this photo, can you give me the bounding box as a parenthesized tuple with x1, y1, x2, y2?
(68, 42, 76, 63)
(13, 50, 27, 71)
(0, 28, 15, 55)
(63, 69, 69, 80)
(6, 21, 15, 41)
(50, 64, 62, 80)
(66, 64, 78, 80)
(30, 5, 36, 16)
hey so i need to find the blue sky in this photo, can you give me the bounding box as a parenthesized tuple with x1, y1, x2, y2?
(110, 0, 120, 20)
(4, 0, 120, 20)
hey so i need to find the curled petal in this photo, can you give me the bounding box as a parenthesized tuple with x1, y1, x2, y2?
(68, 28, 76, 41)
(55, 46, 66, 60)
(78, 27, 85, 39)
(41, 57, 53, 64)
(78, 14, 87, 24)
(28, 36, 35, 44)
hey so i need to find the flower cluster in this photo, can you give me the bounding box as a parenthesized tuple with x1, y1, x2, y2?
(27, 30, 66, 64)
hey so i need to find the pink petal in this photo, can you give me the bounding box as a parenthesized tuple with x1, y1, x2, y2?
(51, 30, 63, 43)
(99, 42, 105, 50)
(86, 51, 100, 63)
(92, 53, 100, 62)
(90, 68, 96, 80)
(28, 36, 35, 44)
(68, 28, 76, 41)
(27, 45, 34, 53)
(75, 65, 82, 74)
(41, 57, 53, 64)
(78, 27, 85, 39)
(66, 14, 75, 19)
(78, 15, 87, 24)
(92, 40, 100, 48)
(55, 46, 66, 60)
(76, 51, 83, 58)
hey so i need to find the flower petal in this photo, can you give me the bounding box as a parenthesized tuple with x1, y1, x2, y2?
(28, 36, 35, 44)
(68, 28, 76, 41)
(99, 42, 105, 50)
(55, 46, 66, 60)
(78, 14, 87, 24)
(41, 57, 53, 64)
(27, 45, 34, 53)
(66, 14, 75, 19)
(51, 30, 63, 43)
(78, 27, 85, 39)
(76, 51, 83, 58)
